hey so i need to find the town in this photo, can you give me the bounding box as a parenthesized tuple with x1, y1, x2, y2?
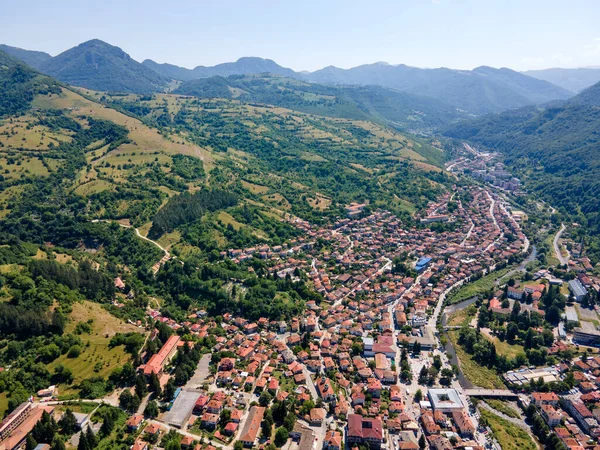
(1, 164, 600, 450)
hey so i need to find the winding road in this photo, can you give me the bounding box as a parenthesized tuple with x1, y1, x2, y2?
(91, 219, 171, 273)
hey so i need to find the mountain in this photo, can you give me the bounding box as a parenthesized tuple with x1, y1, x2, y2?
(0, 44, 52, 70)
(143, 57, 297, 80)
(173, 73, 466, 130)
(304, 63, 573, 115)
(444, 81, 600, 262)
(523, 67, 600, 93)
(38, 39, 169, 93)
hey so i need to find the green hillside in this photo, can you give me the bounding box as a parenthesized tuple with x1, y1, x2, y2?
(173, 73, 465, 130)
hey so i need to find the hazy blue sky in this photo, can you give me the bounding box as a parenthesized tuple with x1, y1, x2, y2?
(2, 0, 599, 71)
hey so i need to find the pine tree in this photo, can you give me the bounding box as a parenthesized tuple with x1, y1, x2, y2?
(149, 371, 162, 396)
(100, 413, 115, 437)
(25, 434, 37, 450)
(51, 436, 67, 450)
(59, 408, 78, 435)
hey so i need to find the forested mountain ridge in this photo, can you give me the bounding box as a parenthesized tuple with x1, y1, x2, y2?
(173, 73, 467, 130)
(444, 81, 600, 262)
(305, 63, 573, 115)
(523, 67, 600, 93)
(0, 44, 52, 70)
(37, 39, 170, 94)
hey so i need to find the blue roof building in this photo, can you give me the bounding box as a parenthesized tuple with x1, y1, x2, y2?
(416, 257, 432, 272)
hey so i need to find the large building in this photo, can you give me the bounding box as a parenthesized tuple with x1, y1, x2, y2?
(347, 414, 384, 449)
(0, 402, 55, 450)
(427, 389, 464, 412)
(415, 257, 432, 273)
(569, 279, 588, 302)
(239, 406, 265, 447)
(573, 326, 600, 347)
(143, 335, 181, 376)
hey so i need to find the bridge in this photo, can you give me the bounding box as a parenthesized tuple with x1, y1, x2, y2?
(464, 389, 518, 399)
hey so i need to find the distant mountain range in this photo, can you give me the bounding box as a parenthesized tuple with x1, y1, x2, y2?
(142, 56, 297, 81)
(2, 38, 596, 116)
(523, 67, 600, 93)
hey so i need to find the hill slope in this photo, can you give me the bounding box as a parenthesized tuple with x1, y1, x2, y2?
(0, 44, 52, 70)
(523, 67, 600, 93)
(444, 81, 600, 262)
(173, 73, 466, 130)
(304, 63, 573, 115)
(0, 49, 61, 116)
(39, 39, 169, 93)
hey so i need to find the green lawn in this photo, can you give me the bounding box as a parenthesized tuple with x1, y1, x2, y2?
(480, 407, 536, 450)
(448, 331, 506, 389)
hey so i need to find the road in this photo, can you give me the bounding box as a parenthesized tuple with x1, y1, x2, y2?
(483, 191, 503, 253)
(91, 219, 171, 273)
(553, 223, 570, 265)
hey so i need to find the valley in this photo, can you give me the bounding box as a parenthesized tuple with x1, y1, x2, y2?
(0, 36, 599, 450)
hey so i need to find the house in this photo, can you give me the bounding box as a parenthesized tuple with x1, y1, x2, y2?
(309, 408, 326, 426)
(532, 392, 559, 407)
(131, 440, 149, 450)
(316, 377, 336, 402)
(541, 405, 562, 427)
(144, 422, 161, 437)
(240, 406, 266, 447)
(126, 414, 144, 431)
(181, 435, 195, 448)
(324, 431, 342, 450)
(452, 409, 474, 437)
(347, 414, 384, 449)
(219, 358, 235, 371)
(201, 413, 219, 429)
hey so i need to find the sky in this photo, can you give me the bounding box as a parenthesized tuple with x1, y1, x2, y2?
(2, 0, 600, 72)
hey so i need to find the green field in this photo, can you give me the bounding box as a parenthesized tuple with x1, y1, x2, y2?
(480, 407, 536, 450)
(448, 331, 506, 389)
(447, 266, 513, 304)
(48, 301, 144, 388)
(481, 333, 525, 359)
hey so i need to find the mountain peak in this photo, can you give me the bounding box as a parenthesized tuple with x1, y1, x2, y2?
(39, 39, 167, 94)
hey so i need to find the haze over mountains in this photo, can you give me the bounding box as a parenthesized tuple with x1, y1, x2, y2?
(3, 39, 598, 119)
